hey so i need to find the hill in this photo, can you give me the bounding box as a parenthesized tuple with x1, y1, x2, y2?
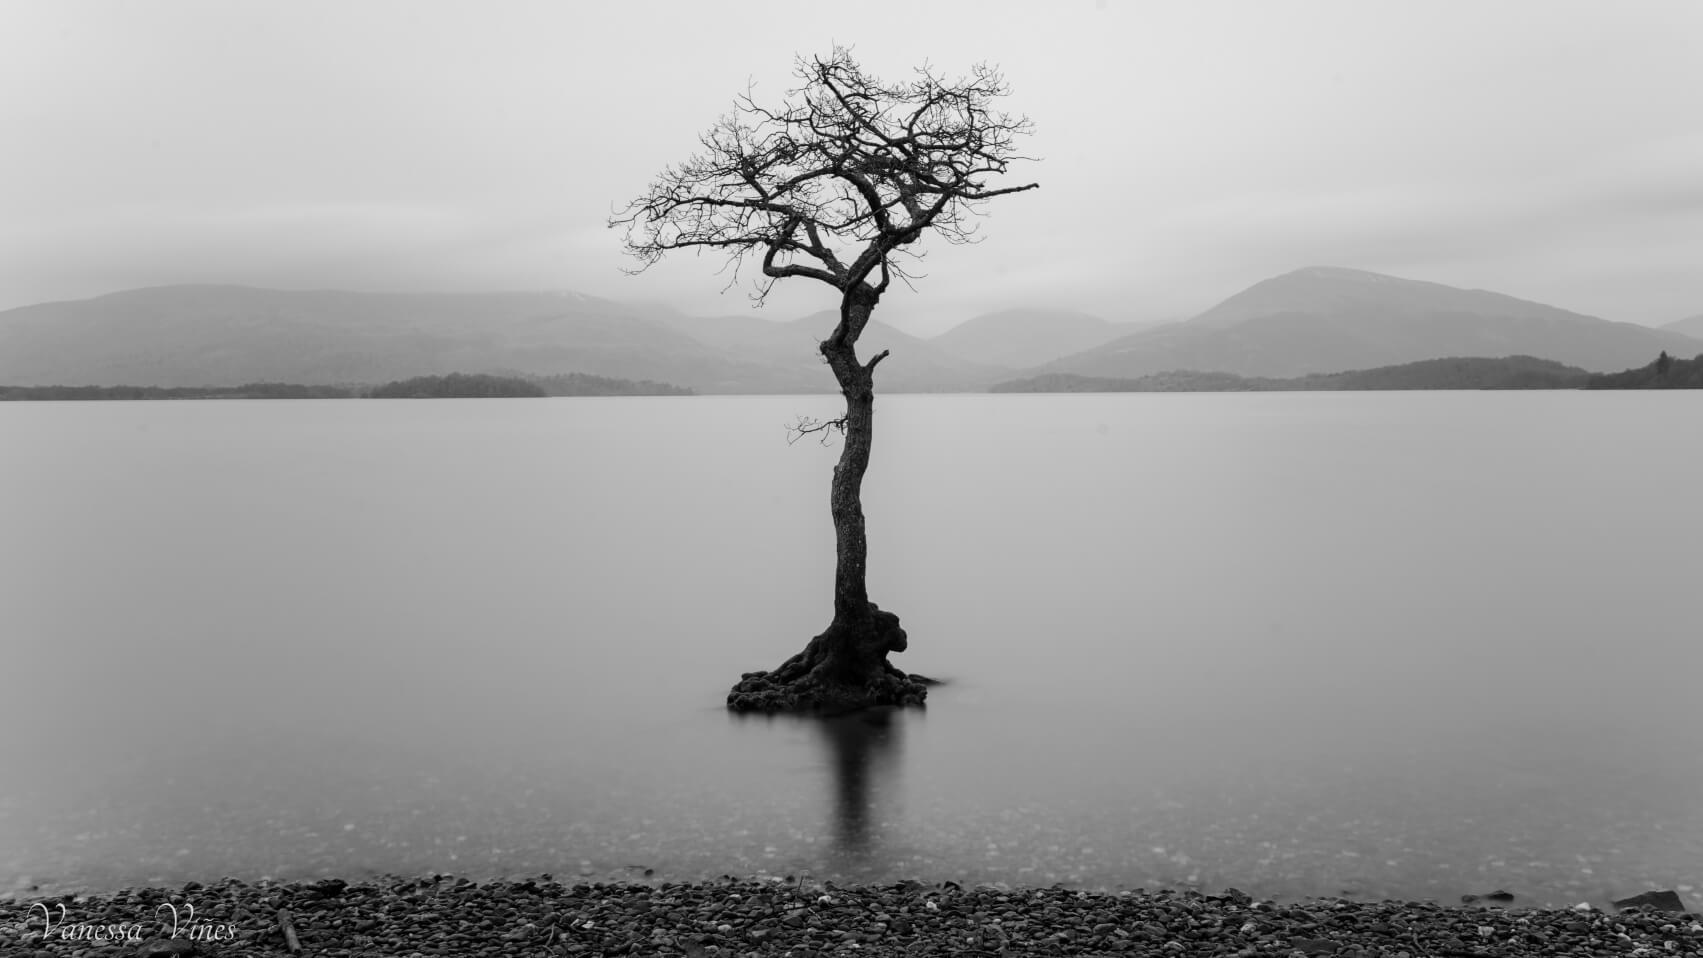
(7, 277, 1698, 395)
(1035, 267, 1703, 380)
(0, 285, 1007, 394)
(0, 285, 763, 390)
(1663, 314, 1703, 339)
(992, 355, 1593, 392)
(927, 308, 1149, 367)
(643, 308, 1012, 392)
(0, 382, 357, 400)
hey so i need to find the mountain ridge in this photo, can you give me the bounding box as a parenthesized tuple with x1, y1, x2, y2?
(1663, 313, 1703, 338)
(4, 271, 1698, 392)
(993, 355, 1597, 392)
(929, 308, 1152, 367)
(1039, 266, 1702, 378)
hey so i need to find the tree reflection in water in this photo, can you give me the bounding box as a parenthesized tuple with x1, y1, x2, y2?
(728, 705, 911, 872)
(811, 706, 905, 857)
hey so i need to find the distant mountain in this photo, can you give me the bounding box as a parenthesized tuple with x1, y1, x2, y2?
(9, 277, 1697, 395)
(927, 309, 1150, 367)
(646, 308, 1011, 392)
(796, 310, 1013, 391)
(1036, 267, 1703, 379)
(993, 355, 1594, 392)
(0, 285, 758, 389)
(994, 371, 1255, 393)
(0, 285, 999, 394)
(1664, 314, 1703, 338)
(0, 382, 357, 400)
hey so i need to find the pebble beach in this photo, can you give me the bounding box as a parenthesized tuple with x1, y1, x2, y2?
(5, 875, 1700, 958)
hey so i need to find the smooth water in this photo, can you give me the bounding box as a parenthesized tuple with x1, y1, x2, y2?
(2, 393, 1700, 906)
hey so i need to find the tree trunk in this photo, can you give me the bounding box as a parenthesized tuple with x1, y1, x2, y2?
(825, 340, 874, 619)
(726, 292, 932, 713)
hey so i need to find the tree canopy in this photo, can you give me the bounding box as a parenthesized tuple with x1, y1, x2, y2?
(612, 47, 1038, 330)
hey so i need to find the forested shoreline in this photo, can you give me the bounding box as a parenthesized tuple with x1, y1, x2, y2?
(993, 353, 1703, 393)
(0, 371, 694, 400)
(5, 353, 1698, 400)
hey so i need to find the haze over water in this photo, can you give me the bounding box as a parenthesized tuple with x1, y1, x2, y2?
(2, 393, 1699, 906)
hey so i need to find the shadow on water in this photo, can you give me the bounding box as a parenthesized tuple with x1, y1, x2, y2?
(731, 706, 910, 863)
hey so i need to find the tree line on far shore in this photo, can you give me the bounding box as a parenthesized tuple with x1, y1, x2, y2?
(0, 382, 359, 400)
(0, 371, 695, 400)
(993, 352, 1703, 393)
(4, 353, 1698, 401)
(1586, 351, 1703, 388)
(368, 373, 546, 398)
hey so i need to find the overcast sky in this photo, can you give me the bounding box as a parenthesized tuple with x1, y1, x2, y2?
(3, 1, 1700, 334)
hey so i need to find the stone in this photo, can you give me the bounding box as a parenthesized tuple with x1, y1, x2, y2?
(136, 940, 197, 958)
(15, 874, 1703, 958)
(1612, 890, 1687, 913)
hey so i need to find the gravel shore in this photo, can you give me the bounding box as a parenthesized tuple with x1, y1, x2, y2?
(4, 875, 1700, 957)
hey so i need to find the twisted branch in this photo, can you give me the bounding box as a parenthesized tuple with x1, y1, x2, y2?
(611, 46, 1039, 364)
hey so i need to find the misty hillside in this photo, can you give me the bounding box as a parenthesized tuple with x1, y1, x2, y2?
(1664, 314, 1703, 338)
(7, 275, 1699, 394)
(0, 285, 769, 389)
(994, 355, 1593, 392)
(0, 285, 1008, 393)
(646, 308, 1012, 392)
(928, 308, 1150, 367)
(1037, 267, 1703, 379)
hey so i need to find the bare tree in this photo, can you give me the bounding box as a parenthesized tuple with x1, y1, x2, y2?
(612, 47, 1038, 712)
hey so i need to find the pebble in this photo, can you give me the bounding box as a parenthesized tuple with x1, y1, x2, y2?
(2, 876, 1700, 956)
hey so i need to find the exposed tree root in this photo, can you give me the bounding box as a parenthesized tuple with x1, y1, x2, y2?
(727, 603, 930, 714)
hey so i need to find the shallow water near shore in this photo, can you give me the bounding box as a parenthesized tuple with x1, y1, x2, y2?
(2, 392, 1700, 907)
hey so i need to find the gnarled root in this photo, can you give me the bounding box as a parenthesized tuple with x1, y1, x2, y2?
(727, 604, 929, 714)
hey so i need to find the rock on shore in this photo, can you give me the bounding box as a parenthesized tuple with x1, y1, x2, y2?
(3, 875, 1699, 957)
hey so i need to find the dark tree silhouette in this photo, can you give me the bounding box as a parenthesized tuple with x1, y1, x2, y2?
(613, 48, 1038, 712)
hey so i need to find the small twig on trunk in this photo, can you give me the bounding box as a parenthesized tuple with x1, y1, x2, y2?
(787, 415, 847, 445)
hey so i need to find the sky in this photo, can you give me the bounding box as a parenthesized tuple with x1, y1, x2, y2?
(2, 0, 1700, 335)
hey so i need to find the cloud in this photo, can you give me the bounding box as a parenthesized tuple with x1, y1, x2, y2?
(3, 1, 1701, 327)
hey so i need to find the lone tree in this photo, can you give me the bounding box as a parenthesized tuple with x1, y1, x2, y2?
(612, 48, 1038, 713)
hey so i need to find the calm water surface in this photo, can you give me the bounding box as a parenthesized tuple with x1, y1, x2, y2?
(2, 393, 1699, 906)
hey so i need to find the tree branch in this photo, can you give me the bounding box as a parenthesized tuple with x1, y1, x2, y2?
(786, 415, 848, 446)
(613, 45, 1039, 325)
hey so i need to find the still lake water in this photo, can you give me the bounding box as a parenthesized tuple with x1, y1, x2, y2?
(2, 393, 1700, 907)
